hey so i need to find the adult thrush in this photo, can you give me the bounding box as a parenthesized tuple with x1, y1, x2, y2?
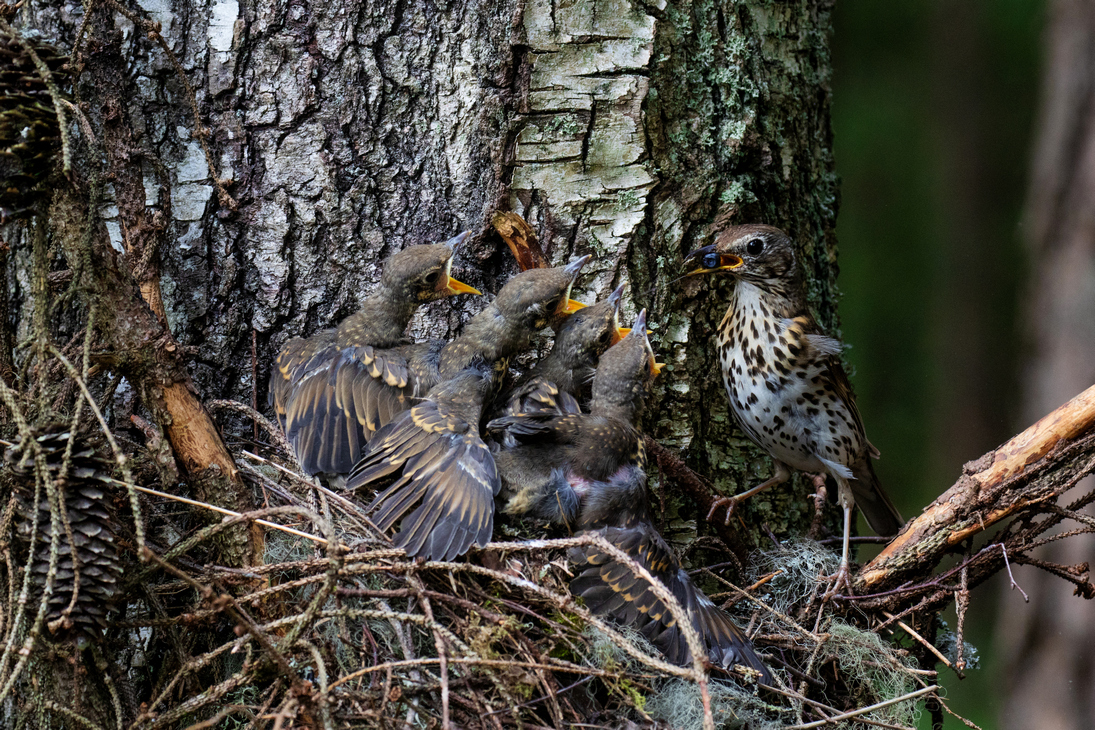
(488, 316, 769, 677)
(345, 258, 590, 560)
(271, 233, 481, 475)
(683, 224, 902, 593)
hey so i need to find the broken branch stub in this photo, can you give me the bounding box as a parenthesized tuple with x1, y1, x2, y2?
(492, 211, 550, 271)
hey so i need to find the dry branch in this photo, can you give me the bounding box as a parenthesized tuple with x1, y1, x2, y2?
(39, 6, 261, 566)
(857, 383, 1095, 592)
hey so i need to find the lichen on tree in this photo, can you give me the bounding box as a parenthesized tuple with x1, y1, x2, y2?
(1, 0, 1093, 728)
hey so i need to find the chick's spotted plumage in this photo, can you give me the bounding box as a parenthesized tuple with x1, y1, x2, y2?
(684, 224, 902, 591)
(270, 233, 480, 476)
(346, 258, 590, 561)
(489, 316, 768, 677)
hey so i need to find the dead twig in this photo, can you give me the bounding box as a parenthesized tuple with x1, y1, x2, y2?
(492, 211, 550, 270)
(783, 685, 939, 729)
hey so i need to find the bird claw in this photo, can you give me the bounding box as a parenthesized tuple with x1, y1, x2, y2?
(821, 561, 853, 601)
(706, 496, 742, 526)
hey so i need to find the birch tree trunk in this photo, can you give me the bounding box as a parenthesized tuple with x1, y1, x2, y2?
(998, 3, 1095, 727)
(11, 0, 843, 550)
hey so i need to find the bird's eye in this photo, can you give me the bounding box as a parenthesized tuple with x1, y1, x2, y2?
(547, 297, 562, 312)
(424, 271, 442, 284)
(598, 330, 611, 344)
(746, 238, 764, 256)
(703, 253, 719, 269)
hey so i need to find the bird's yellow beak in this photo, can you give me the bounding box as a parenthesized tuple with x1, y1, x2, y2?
(440, 275, 482, 297)
(683, 245, 744, 276)
(563, 299, 587, 314)
(651, 360, 665, 376)
(611, 327, 654, 345)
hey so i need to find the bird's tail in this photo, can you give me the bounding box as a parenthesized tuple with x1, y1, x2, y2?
(570, 523, 771, 683)
(849, 456, 904, 537)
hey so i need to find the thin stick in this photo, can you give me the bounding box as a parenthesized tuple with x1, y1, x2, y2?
(329, 657, 623, 691)
(998, 543, 1030, 601)
(762, 684, 916, 730)
(881, 612, 953, 671)
(937, 693, 985, 730)
(783, 685, 938, 729)
(123, 481, 328, 545)
(955, 564, 969, 672)
(700, 568, 821, 643)
(239, 450, 379, 534)
(241, 449, 306, 479)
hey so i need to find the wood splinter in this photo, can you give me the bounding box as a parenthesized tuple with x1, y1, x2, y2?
(492, 211, 550, 271)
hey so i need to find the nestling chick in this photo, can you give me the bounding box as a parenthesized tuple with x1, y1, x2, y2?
(487, 306, 654, 526)
(489, 315, 769, 678)
(352, 357, 499, 561)
(346, 257, 591, 561)
(492, 285, 627, 517)
(271, 233, 480, 475)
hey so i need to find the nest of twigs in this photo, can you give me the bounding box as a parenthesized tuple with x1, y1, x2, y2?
(0, 407, 966, 730)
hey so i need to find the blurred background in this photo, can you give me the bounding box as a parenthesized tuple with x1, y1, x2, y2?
(832, 1, 1095, 727)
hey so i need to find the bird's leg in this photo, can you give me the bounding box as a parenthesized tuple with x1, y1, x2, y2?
(706, 462, 792, 526)
(822, 502, 854, 600)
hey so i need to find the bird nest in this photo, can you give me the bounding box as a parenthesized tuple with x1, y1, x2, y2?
(0, 408, 968, 730)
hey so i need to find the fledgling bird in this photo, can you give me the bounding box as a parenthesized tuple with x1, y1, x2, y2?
(683, 224, 903, 594)
(500, 285, 627, 419)
(488, 315, 770, 678)
(353, 357, 499, 561)
(270, 233, 481, 476)
(493, 285, 628, 518)
(346, 257, 591, 561)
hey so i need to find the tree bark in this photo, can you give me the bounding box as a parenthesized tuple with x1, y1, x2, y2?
(998, 3, 1095, 728)
(12, 0, 845, 554)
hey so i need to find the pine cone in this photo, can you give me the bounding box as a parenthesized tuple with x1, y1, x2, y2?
(0, 27, 69, 222)
(6, 429, 124, 647)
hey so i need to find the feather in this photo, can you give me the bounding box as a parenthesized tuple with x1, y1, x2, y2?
(570, 515, 770, 681)
(277, 342, 426, 475)
(351, 362, 500, 561)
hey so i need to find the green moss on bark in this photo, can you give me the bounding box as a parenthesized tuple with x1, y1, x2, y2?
(638, 0, 845, 546)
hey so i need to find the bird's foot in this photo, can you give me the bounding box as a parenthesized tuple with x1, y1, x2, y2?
(821, 560, 853, 601)
(706, 495, 743, 526)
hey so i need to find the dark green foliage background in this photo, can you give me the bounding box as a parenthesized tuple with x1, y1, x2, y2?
(832, 1, 1043, 726)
